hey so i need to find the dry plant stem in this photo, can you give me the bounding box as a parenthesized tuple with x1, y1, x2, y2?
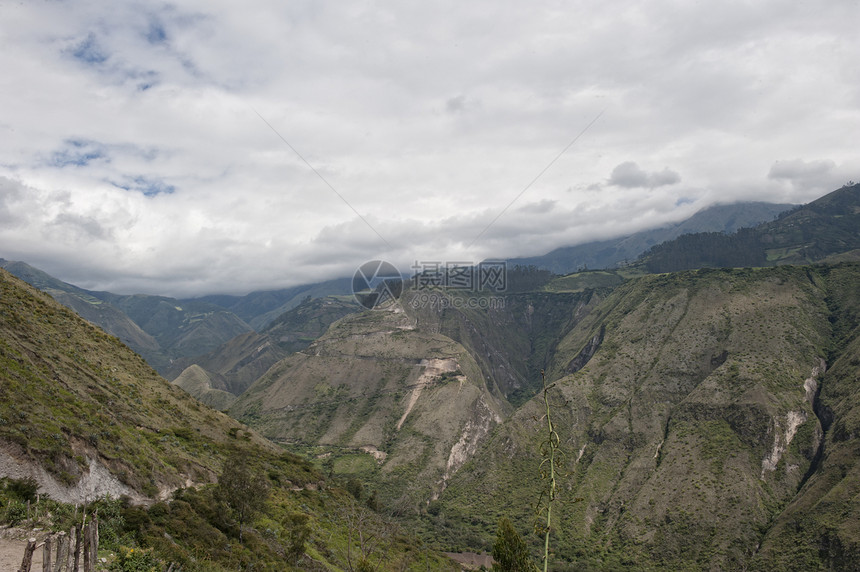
(540, 369, 558, 572)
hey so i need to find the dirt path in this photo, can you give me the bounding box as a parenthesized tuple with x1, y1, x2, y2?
(0, 534, 44, 571)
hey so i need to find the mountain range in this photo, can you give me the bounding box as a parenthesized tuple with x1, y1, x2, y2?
(3, 182, 860, 569)
(508, 201, 795, 274)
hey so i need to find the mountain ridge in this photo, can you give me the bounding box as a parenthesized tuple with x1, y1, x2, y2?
(508, 200, 795, 274)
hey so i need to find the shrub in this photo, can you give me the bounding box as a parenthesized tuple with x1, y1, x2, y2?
(110, 547, 161, 572)
(5, 499, 28, 525)
(6, 476, 39, 502)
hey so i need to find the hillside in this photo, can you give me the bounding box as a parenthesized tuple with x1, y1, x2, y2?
(195, 277, 354, 330)
(0, 268, 459, 570)
(642, 183, 860, 272)
(433, 263, 860, 569)
(230, 299, 511, 509)
(0, 260, 355, 377)
(166, 295, 360, 407)
(0, 267, 294, 502)
(0, 259, 254, 373)
(509, 201, 794, 274)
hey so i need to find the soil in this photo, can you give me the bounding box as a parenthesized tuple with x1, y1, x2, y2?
(0, 528, 44, 571)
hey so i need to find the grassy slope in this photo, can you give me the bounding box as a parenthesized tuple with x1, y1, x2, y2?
(231, 302, 509, 511)
(172, 364, 238, 410)
(0, 268, 459, 571)
(436, 264, 860, 569)
(0, 267, 292, 497)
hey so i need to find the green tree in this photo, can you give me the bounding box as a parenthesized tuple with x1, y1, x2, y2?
(215, 450, 270, 543)
(492, 517, 536, 572)
(284, 512, 311, 564)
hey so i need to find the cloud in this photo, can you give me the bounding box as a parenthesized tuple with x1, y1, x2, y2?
(768, 159, 836, 182)
(445, 95, 467, 114)
(608, 162, 681, 188)
(0, 0, 858, 295)
(766, 158, 858, 200)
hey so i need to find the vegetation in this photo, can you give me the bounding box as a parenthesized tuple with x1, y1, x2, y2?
(640, 182, 860, 272)
(493, 517, 536, 571)
(3, 184, 860, 570)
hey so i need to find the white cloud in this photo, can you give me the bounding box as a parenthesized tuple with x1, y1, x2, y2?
(0, 0, 858, 295)
(608, 162, 681, 188)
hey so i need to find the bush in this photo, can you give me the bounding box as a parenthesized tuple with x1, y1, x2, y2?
(5, 499, 28, 525)
(6, 476, 39, 502)
(110, 547, 161, 572)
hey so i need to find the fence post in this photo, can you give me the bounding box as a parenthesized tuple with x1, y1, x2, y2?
(42, 535, 53, 572)
(55, 531, 69, 572)
(88, 518, 98, 569)
(73, 525, 82, 572)
(67, 527, 75, 572)
(17, 537, 37, 572)
(82, 522, 90, 572)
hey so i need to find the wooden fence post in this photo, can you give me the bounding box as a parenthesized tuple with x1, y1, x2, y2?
(90, 517, 98, 566)
(82, 522, 90, 572)
(42, 535, 53, 572)
(17, 537, 37, 572)
(55, 531, 69, 572)
(75, 524, 90, 572)
(67, 527, 75, 572)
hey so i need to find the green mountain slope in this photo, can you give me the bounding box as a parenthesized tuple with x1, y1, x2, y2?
(166, 295, 360, 407)
(642, 183, 860, 272)
(172, 364, 240, 410)
(195, 277, 354, 330)
(509, 201, 794, 274)
(166, 331, 288, 396)
(0, 268, 458, 571)
(408, 287, 606, 406)
(263, 294, 360, 354)
(433, 263, 860, 569)
(94, 291, 253, 365)
(0, 268, 291, 501)
(230, 299, 510, 508)
(0, 259, 254, 373)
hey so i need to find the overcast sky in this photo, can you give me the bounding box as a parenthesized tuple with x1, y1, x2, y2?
(1, 0, 858, 296)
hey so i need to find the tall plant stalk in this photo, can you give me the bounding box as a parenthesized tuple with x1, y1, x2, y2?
(537, 369, 560, 572)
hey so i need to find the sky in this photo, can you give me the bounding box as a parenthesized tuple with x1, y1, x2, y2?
(1, 0, 859, 297)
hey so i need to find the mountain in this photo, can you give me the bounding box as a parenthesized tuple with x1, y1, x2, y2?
(224, 261, 860, 569)
(432, 263, 860, 569)
(229, 297, 512, 509)
(165, 295, 361, 407)
(0, 258, 162, 360)
(0, 267, 295, 502)
(509, 201, 795, 274)
(0, 259, 357, 378)
(0, 267, 459, 570)
(195, 277, 354, 330)
(0, 259, 254, 373)
(642, 182, 860, 272)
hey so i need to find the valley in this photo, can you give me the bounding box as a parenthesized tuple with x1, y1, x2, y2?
(2, 183, 860, 569)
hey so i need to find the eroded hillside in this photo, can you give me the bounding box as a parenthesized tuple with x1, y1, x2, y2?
(436, 263, 860, 569)
(230, 301, 510, 507)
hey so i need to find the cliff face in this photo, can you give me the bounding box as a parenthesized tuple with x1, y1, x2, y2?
(230, 302, 510, 507)
(220, 263, 860, 569)
(436, 264, 860, 569)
